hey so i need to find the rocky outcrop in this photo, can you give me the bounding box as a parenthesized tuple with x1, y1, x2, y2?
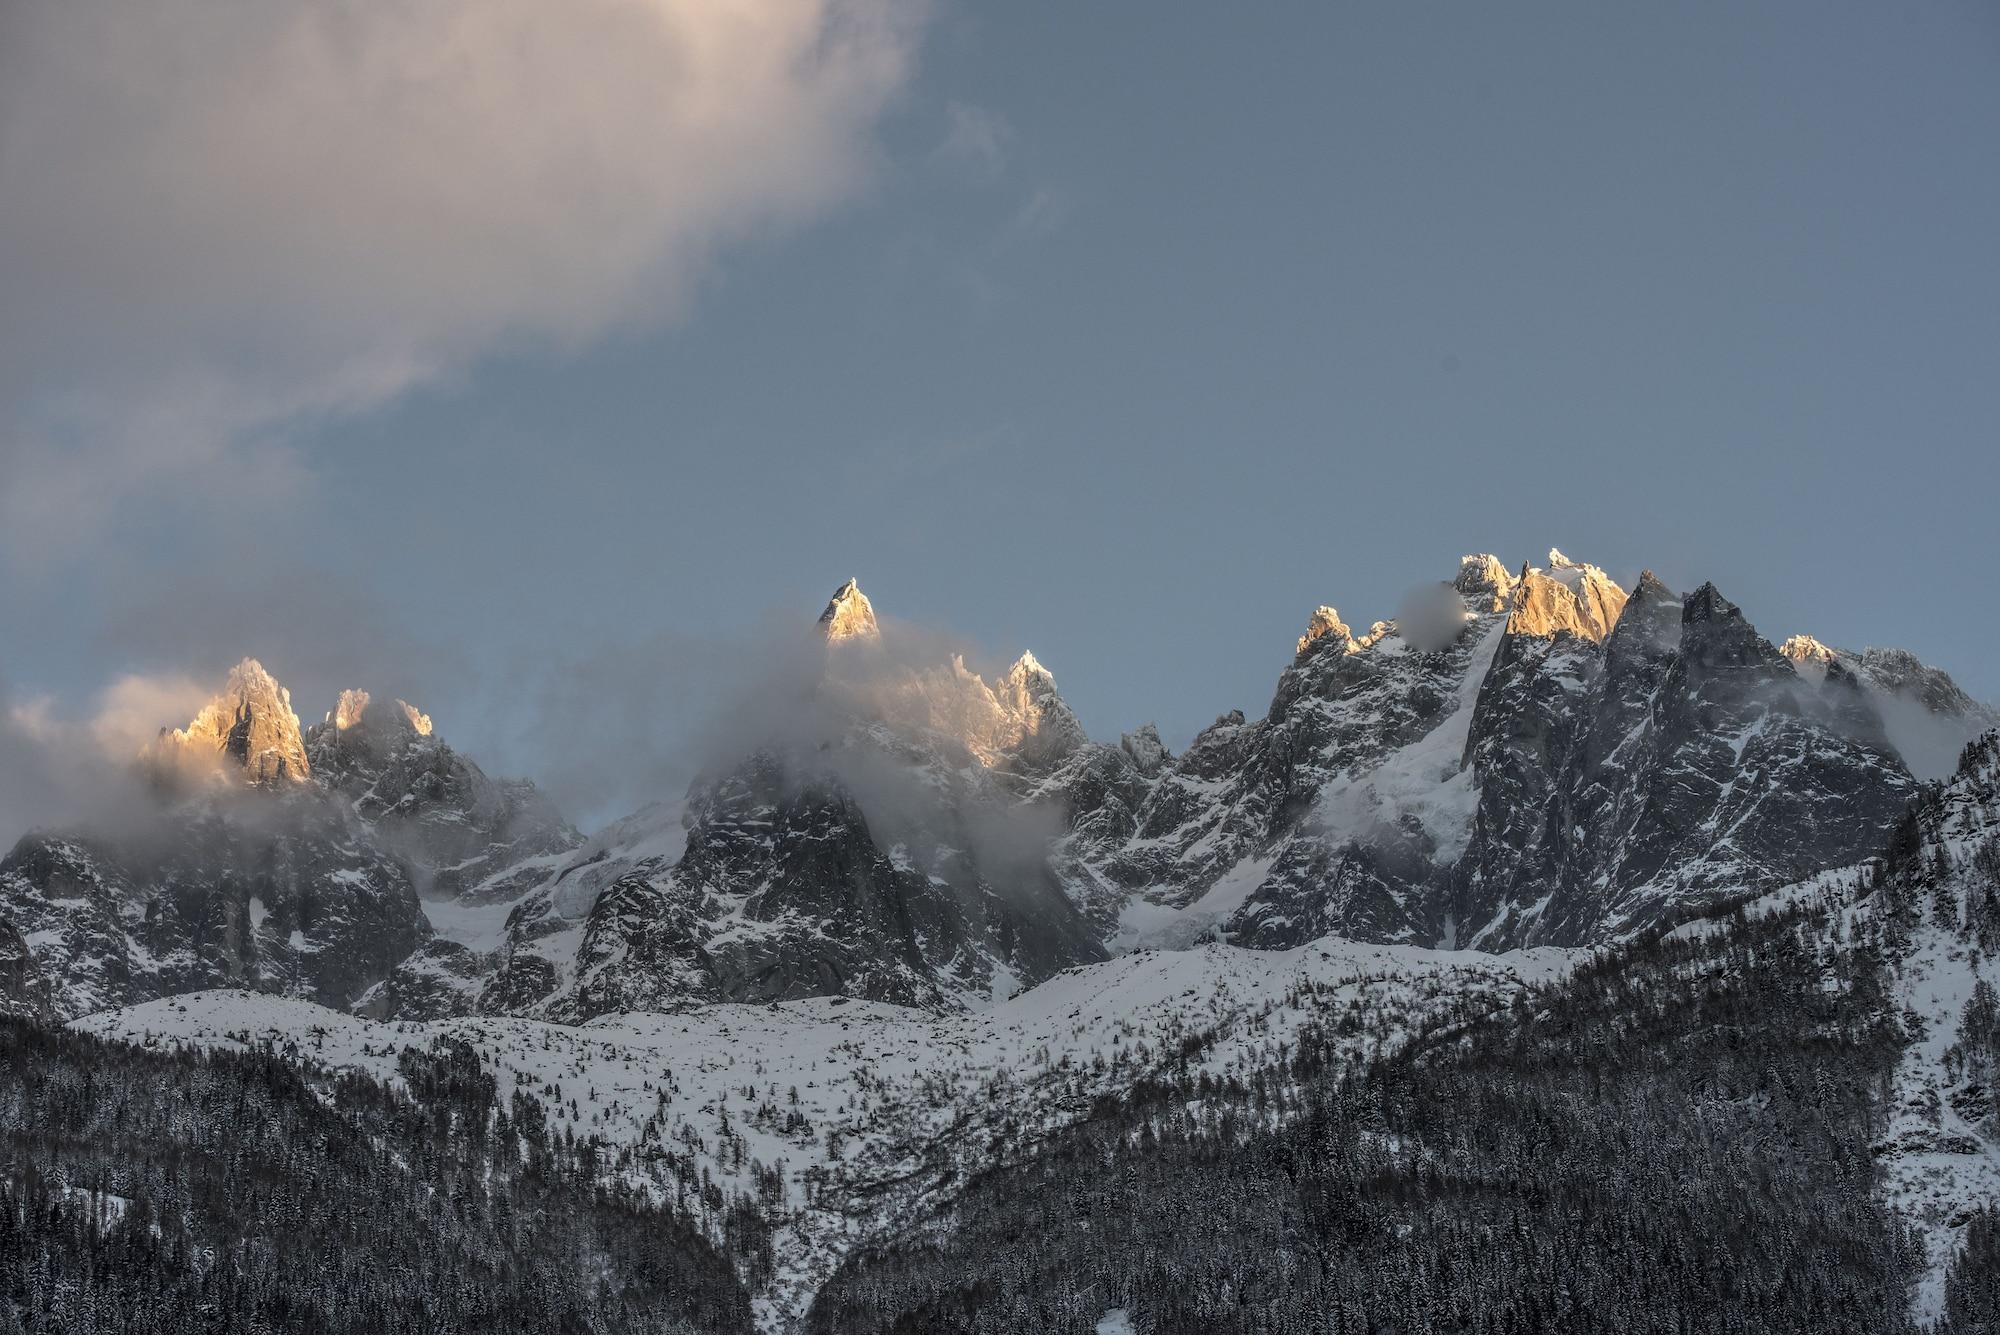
(0, 918, 52, 1019)
(1451, 579, 1918, 945)
(305, 696, 580, 899)
(4, 552, 1977, 1026)
(1049, 553, 1932, 954)
(0, 660, 579, 1021)
(818, 578, 880, 642)
(1782, 634, 2000, 779)
(1296, 607, 1353, 657)
(143, 658, 311, 788)
(0, 799, 430, 1019)
(528, 741, 1104, 1019)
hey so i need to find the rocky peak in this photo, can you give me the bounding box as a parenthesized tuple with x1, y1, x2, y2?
(1780, 633, 1837, 661)
(1119, 724, 1170, 775)
(1601, 572, 1683, 671)
(1631, 570, 1676, 603)
(1503, 560, 1628, 644)
(1296, 606, 1353, 657)
(999, 650, 1057, 698)
(1679, 583, 1796, 679)
(818, 578, 880, 643)
(1856, 647, 1986, 717)
(146, 657, 311, 787)
(1454, 554, 1516, 611)
(1681, 582, 1738, 626)
(326, 688, 433, 737)
(991, 650, 1088, 768)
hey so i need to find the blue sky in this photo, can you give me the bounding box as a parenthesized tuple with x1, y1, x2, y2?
(3, 1, 1997, 827)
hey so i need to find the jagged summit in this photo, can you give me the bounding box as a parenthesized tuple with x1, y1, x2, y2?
(1779, 634, 1839, 681)
(325, 689, 433, 736)
(818, 578, 880, 642)
(145, 657, 311, 787)
(1296, 606, 1353, 657)
(1454, 554, 1515, 611)
(1681, 581, 1738, 624)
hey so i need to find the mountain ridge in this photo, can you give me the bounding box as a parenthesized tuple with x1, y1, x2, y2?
(2, 552, 1994, 1028)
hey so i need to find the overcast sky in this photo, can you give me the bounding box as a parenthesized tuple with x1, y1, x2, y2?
(3, 0, 1997, 830)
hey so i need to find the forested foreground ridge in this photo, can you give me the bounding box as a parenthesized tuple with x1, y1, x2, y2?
(14, 859, 2000, 1334)
(805, 734, 2000, 1334)
(0, 1018, 754, 1334)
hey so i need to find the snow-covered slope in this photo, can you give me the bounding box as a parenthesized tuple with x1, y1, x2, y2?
(74, 934, 1578, 1330)
(1867, 732, 2000, 1322)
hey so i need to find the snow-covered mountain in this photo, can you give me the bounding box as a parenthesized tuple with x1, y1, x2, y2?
(1045, 551, 1937, 956)
(5, 555, 1992, 1030)
(7, 555, 2000, 1331)
(0, 659, 575, 1020)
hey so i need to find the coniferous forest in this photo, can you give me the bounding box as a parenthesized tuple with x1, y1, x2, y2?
(11, 877, 2000, 1333)
(805, 900, 1970, 1334)
(0, 1020, 753, 1334)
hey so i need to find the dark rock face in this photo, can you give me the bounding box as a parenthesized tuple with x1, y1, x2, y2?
(1049, 565, 1520, 950)
(547, 748, 1105, 1018)
(1052, 557, 1941, 955)
(304, 707, 582, 899)
(0, 671, 576, 1022)
(1450, 577, 1919, 946)
(0, 918, 52, 1018)
(0, 797, 430, 1019)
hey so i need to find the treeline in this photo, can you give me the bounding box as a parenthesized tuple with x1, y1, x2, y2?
(0, 1020, 752, 1334)
(808, 901, 1932, 1334)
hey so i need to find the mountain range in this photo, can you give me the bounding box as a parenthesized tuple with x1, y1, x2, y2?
(5, 550, 2000, 1332)
(6, 550, 1988, 1028)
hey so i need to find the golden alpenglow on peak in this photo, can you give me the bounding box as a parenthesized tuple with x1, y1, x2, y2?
(332, 689, 371, 730)
(1779, 634, 1839, 682)
(397, 701, 434, 736)
(329, 688, 434, 736)
(1297, 606, 1353, 657)
(1505, 552, 1629, 644)
(146, 657, 312, 786)
(817, 578, 880, 642)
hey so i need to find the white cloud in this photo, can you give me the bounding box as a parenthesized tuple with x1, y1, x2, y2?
(0, 0, 925, 552)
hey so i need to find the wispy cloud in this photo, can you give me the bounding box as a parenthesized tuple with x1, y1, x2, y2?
(932, 101, 1015, 184)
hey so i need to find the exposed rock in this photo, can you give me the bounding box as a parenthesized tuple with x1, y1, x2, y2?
(1453, 554, 1516, 611)
(305, 697, 581, 899)
(1503, 559, 1626, 644)
(1296, 606, 1353, 657)
(1779, 634, 1839, 680)
(145, 658, 311, 788)
(546, 746, 1103, 1018)
(1119, 724, 1170, 775)
(0, 799, 430, 1019)
(818, 578, 880, 643)
(0, 659, 576, 1021)
(0, 919, 52, 1018)
(1781, 634, 1999, 779)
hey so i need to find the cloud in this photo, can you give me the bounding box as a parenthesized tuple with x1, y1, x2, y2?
(933, 101, 1014, 183)
(0, 0, 926, 555)
(0, 675, 191, 844)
